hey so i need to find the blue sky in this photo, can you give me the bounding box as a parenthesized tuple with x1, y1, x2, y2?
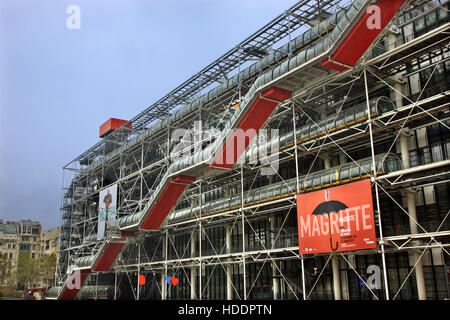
(0, 0, 298, 231)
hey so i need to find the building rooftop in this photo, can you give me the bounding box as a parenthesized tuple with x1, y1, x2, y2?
(0, 222, 18, 234)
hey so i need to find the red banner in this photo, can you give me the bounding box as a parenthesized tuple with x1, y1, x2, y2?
(296, 179, 377, 254)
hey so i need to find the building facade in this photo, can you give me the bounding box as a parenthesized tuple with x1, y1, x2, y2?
(41, 227, 61, 256)
(50, 0, 450, 300)
(0, 220, 60, 287)
(0, 222, 19, 262)
(18, 220, 43, 261)
(0, 221, 19, 286)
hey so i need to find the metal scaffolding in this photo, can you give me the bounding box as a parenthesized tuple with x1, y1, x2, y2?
(53, 0, 450, 301)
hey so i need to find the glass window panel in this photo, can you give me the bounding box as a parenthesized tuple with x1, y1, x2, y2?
(426, 12, 437, 27)
(438, 7, 448, 21)
(340, 165, 350, 181)
(414, 17, 425, 33)
(431, 144, 443, 162)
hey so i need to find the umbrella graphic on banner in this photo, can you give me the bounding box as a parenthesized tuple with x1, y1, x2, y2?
(311, 189, 348, 252)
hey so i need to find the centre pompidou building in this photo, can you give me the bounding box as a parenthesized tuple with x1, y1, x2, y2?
(48, 0, 450, 300)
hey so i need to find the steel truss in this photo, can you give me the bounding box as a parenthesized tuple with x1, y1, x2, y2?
(57, 0, 450, 300)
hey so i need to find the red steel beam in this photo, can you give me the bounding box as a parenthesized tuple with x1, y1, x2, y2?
(93, 242, 126, 272)
(58, 269, 91, 300)
(210, 87, 292, 169)
(322, 0, 406, 71)
(140, 175, 196, 230)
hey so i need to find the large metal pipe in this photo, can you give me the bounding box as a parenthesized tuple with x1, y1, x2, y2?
(162, 232, 167, 300)
(190, 231, 197, 300)
(331, 255, 342, 300)
(225, 224, 233, 300)
(324, 156, 342, 301)
(399, 116, 427, 300)
(270, 215, 280, 300)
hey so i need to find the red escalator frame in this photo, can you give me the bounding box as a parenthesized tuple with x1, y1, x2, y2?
(322, 0, 406, 71)
(58, 269, 91, 300)
(210, 87, 292, 169)
(93, 242, 126, 272)
(140, 175, 196, 230)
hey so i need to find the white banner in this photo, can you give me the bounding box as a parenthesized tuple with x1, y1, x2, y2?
(97, 184, 117, 240)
